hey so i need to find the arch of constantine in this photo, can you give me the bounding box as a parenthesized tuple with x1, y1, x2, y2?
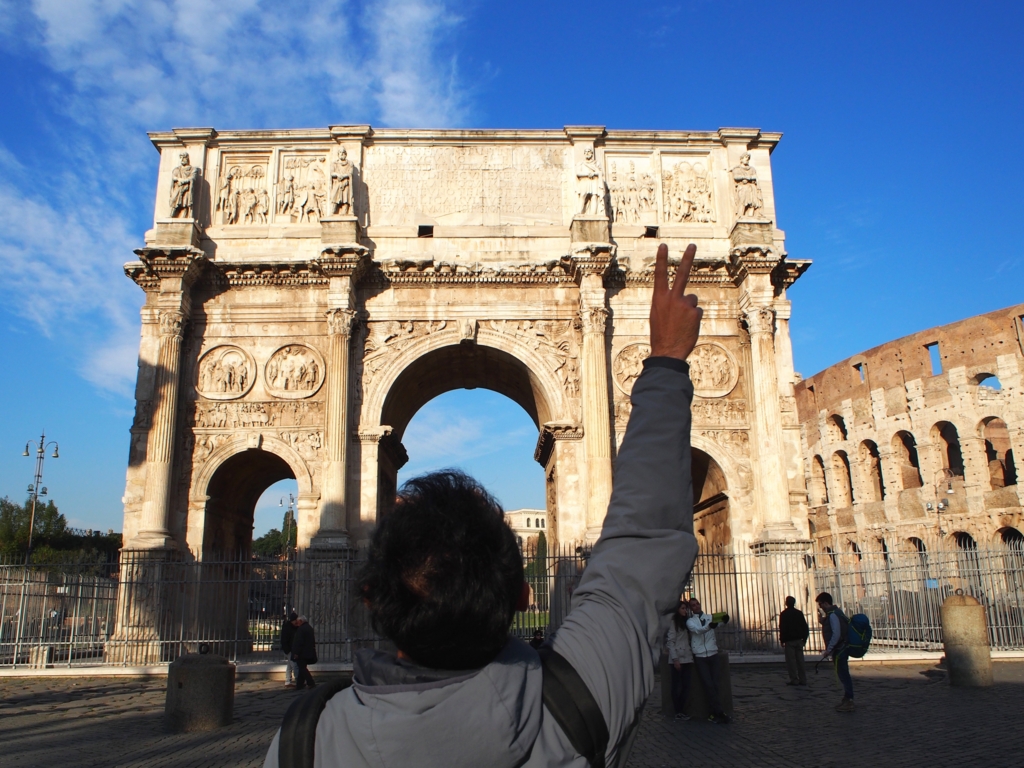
(796, 305, 1024, 554)
(121, 125, 811, 560)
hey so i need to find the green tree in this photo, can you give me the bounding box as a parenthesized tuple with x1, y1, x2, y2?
(252, 509, 297, 559)
(0, 496, 69, 556)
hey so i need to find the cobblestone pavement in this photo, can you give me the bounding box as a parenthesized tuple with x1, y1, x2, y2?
(2, 662, 1022, 767)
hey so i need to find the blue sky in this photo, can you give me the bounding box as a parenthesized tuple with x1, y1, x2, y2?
(0, 1, 1021, 537)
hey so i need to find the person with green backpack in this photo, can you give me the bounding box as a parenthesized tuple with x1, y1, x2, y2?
(816, 592, 855, 712)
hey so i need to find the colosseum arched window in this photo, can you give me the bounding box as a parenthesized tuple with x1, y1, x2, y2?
(892, 431, 923, 490)
(859, 440, 886, 501)
(826, 414, 848, 443)
(811, 455, 829, 506)
(932, 421, 965, 477)
(831, 450, 854, 506)
(982, 417, 1017, 489)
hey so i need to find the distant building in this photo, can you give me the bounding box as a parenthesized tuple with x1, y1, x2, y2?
(506, 508, 548, 548)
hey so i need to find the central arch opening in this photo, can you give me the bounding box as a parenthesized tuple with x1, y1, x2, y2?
(376, 342, 554, 536)
(204, 448, 295, 559)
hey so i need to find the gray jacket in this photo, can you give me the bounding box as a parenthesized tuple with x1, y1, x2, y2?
(263, 362, 698, 767)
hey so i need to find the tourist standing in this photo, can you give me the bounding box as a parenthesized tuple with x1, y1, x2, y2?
(686, 597, 730, 724)
(816, 592, 854, 711)
(779, 596, 809, 686)
(666, 600, 694, 720)
(280, 611, 298, 688)
(291, 615, 317, 690)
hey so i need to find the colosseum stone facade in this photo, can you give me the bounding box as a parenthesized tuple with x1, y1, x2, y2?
(795, 305, 1024, 554)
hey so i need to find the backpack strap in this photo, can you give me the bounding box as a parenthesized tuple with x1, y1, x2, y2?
(278, 676, 352, 768)
(537, 647, 609, 768)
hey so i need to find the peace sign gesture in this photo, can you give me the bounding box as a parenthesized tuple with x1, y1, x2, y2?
(649, 243, 702, 362)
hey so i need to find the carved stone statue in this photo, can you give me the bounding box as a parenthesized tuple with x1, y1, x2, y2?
(576, 148, 606, 216)
(730, 152, 764, 219)
(330, 148, 354, 216)
(169, 152, 199, 219)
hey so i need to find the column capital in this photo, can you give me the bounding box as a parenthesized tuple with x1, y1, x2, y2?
(326, 308, 357, 337)
(742, 306, 776, 336)
(579, 306, 609, 335)
(158, 309, 185, 340)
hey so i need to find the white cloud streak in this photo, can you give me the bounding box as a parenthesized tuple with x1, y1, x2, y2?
(0, 0, 469, 394)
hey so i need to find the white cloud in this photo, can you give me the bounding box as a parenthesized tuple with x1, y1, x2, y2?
(0, 0, 470, 394)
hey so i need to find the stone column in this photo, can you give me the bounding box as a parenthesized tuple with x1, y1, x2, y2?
(315, 308, 356, 547)
(960, 436, 991, 515)
(124, 248, 205, 550)
(744, 306, 797, 539)
(133, 310, 186, 549)
(580, 305, 613, 539)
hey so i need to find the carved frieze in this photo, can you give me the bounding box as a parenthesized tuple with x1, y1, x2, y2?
(196, 345, 256, 400)
(689, 343, 739, 398)
(606, 157, 656, 223)
(362, 321, 447, 379)
(612, 342, 651, 395)
(691, 398, 747, 426)
(698, 429, 750, 457)
(265, 344, 326, 398)
(277, 152, 330, 224)
(488, 319, 581, 399)
(281, 430, 323, 463)
(365, 145, 565, 226)
(217, 154, 271, 225)
(192, 400, 324, 429)
(132, 399, 153, 430)
(661, 157, 716, 223)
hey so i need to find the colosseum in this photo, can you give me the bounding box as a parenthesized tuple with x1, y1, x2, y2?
(796, 304, 1024, 554)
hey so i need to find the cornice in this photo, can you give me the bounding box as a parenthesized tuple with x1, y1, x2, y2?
(125, 247, 207, 290)
(611, 259, 737, 288)
(363, 260, 578, 287)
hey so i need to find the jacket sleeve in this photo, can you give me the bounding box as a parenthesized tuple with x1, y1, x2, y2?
(686, 614, 711, 635)
(550, 362, 698, 763)
(666, 626, 677, 662)
(824, 613, 842, 655)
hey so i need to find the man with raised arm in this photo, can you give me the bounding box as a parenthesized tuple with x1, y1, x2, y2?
(264, 243, 702, 768)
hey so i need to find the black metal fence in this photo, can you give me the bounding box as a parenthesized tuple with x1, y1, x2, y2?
(2, 542, 1023, 669)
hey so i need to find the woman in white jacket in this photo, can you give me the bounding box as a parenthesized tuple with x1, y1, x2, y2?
(665, 600, 694, 720)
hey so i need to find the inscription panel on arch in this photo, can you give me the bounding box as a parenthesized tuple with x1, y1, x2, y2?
(364, 145, 567, 226)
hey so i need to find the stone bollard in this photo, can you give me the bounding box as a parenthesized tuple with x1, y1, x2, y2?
(941, 593, 993, 687)
(29, 645, 54, 669)
(165, 653, 236, 732)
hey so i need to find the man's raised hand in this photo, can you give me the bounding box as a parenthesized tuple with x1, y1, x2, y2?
(649, 243, 702, 361)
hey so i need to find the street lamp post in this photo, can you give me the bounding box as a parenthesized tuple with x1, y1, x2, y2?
(22, 431, 59, 554)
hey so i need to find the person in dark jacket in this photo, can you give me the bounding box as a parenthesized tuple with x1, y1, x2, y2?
(291, 615, 317, 690)
(778, 596, 809, 685)
(817, 592, 854, 712)
(280, 611, 299, 687)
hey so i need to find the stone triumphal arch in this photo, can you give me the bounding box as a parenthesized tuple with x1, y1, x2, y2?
(121, 125, 811, 558)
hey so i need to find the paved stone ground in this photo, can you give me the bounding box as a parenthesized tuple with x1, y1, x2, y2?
(1, 662, 1022, 767)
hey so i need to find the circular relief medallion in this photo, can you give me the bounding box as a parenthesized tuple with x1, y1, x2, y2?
(613, 343, 651, 395)
(196, 345, 255, 400)
(689, 342, 738, 398)
(264, 344, 325, 399)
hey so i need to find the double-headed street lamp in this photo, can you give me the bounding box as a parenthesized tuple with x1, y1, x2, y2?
(22, 431, 59, 553)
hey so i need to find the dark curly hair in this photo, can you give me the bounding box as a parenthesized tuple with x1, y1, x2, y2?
(357, 470, 523, 670)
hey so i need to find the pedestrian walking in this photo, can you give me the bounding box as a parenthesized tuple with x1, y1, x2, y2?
(686, 597, 730, 724)
(529, 629, 545, 650)
(816, 592, 854, 712)
(291, 615, 317, 690)
(779, 596, 809, 686)
(280, 611, 298, 688)
(666, 599, 694, 720)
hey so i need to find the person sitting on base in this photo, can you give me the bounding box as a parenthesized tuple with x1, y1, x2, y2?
(817, 592, 854, 712)
(263, 243, 703, 767)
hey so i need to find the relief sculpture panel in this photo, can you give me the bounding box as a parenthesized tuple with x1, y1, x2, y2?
(277, 152, 330, 223)
(193, 400, 324, 429)
(196, 345, 255, 400)
(612, 342, 651, 395)
(689, 342, 738, 398)
(265, 344, 325, 398)
(661, 156, 716, 223)
(607, 156, 657, 224)
(364, 145, 565, 225)
(216, 154, 271, 225)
